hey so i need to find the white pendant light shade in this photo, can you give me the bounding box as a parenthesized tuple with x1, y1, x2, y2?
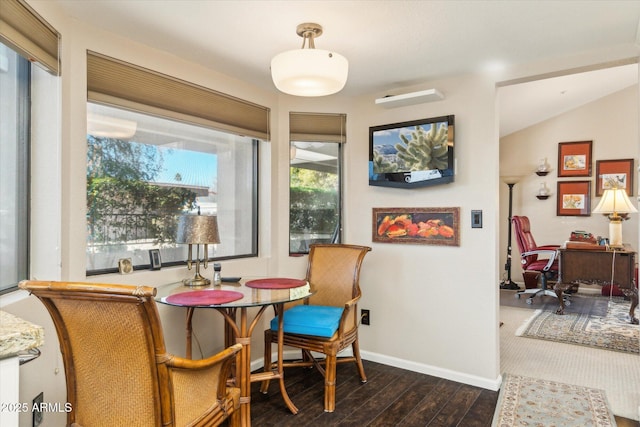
(271, 49, 348, 97)
(271, 23, 348, 97)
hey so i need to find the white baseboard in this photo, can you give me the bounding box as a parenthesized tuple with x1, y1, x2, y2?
(255, 349, 502, 392)
(360, 350, 502, 391)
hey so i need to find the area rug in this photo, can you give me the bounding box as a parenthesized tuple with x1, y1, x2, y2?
(492, 374, 617, 426)
(500, 290, 609, 316)
(515, 298, 639, 354)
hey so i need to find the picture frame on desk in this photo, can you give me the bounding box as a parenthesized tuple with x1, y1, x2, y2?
(595, 158, 634, 196)
(149, 249, 162, 270)
(557, 181, 591, 216)
(557, 141, 592, 177)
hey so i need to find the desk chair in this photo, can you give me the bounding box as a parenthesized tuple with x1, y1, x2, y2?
(262, 244, 371, 412)
(19, 280, 242, 427)
(512, 216, 568, 305)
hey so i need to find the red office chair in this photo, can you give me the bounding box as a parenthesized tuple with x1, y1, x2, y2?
(512, 216, 568, 304)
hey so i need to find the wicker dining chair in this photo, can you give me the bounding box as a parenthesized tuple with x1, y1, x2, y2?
(261, 244, 372, 412)
(19, 280, 241, 427)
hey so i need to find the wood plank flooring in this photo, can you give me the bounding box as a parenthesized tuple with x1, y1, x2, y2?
(243, 360, 638, 426)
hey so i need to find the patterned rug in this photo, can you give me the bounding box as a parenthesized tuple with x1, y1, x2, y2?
(515, 298, 639, 354)
(500, 290, 609, 315)
(491, 374, 617, 426)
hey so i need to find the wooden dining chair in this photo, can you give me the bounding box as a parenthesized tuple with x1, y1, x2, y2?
(261, 244, 372, 412)
(19, 280, 242, 427)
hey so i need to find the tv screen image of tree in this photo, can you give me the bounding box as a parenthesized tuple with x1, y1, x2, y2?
(369, 115, 454, 189)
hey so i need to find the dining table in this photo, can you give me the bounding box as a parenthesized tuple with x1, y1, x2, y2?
(155, 278, 312, 427)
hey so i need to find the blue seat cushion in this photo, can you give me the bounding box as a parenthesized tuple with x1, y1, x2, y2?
(270, 305, 343, 338)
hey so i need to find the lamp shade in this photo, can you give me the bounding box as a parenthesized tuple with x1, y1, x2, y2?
(592, 188, 638, 215)
(176, 215, 220, 244)
(271, 48, 348, 97)
(501, 175, 523, 185)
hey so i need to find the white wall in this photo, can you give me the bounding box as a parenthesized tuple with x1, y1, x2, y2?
(500, 85, 639, 283)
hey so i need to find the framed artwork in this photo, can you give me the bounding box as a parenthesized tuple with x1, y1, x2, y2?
(149, 249, 162, 270)
(557, 141, 592, 177)
(595, 158, 634, 196)
(556, 181, 591, 216)
(372, 207, 460, 246)
(118, 258, 133, 274)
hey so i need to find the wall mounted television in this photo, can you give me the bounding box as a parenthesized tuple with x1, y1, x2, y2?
(369, 115, 455, 189)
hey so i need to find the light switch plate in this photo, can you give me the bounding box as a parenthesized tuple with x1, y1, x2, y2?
(471, 210, 482, 228)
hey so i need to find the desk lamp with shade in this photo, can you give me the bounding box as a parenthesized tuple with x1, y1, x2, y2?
(592, 186, 637, 248)
(176, 214, 220, 286)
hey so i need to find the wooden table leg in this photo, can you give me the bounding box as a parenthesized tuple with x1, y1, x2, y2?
(246, 305, 298, 415)
(237, 308, 252, 427)
(185, 304, 298, 426)
(185, 307, 195, 359)
(216, 306, 269, 427)
(274, 303, 298, 414)
(553, 282, 573, 315)
(621, 288, 639, 324)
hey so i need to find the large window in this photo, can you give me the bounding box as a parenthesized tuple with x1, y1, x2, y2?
(86, 102, 258, 274)
(289, 112, 345, 254)
(0, 43, 30, 293)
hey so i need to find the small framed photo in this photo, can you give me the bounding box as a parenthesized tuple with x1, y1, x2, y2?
(557, 181, 591, 216)
(149, 249, 162, 270)
(595, 158, 634, 196)
(118, 258, 133, 274)
(557, 141, 592, 177)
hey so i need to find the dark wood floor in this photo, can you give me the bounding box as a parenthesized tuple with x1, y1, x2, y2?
(243, 360, 638, 426)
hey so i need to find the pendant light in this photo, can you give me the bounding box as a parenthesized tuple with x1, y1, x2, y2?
(271, 23, 348, 97)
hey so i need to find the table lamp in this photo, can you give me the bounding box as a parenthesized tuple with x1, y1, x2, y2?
(176, 214, 220, 286)
(592, 187, 637, 247)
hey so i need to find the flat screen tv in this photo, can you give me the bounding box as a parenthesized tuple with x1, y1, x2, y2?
(369, 115, 454, 189)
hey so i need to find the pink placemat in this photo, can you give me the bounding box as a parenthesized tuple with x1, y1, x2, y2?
(165, 290, 244, 305)
(245, 278, 307, 289)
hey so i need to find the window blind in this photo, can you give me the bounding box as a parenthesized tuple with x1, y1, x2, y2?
(289, 112, 346, 143)
(87, 51, 270, 141)
(0, 0, 60, 75)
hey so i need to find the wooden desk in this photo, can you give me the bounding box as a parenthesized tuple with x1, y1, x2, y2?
(556, 245, 638, 324)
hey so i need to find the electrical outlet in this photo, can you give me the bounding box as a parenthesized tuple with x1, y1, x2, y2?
(32, 392, 43, 427)
(361, 309, 370, 325)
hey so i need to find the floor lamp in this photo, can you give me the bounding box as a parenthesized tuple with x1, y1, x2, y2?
(500, 176, 522, 290)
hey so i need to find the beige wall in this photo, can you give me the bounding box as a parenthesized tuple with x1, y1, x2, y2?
(500, 85, 639, 284)
(1, 2, 637, 426)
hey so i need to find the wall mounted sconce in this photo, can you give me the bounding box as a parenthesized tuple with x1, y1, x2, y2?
(536, 182, 550, 200)
(176, 214, 220, 286)
(535, 158, 550, 176)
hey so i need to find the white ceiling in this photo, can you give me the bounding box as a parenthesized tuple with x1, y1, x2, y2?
(498, 63, 638, 137)
(41, 0, 640, 135)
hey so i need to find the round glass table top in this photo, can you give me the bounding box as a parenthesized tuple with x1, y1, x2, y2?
(155, 279, 312, 308)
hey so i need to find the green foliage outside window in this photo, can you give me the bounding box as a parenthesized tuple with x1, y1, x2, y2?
(289, 167, 338, 236)
(87, 135, 197, 245)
